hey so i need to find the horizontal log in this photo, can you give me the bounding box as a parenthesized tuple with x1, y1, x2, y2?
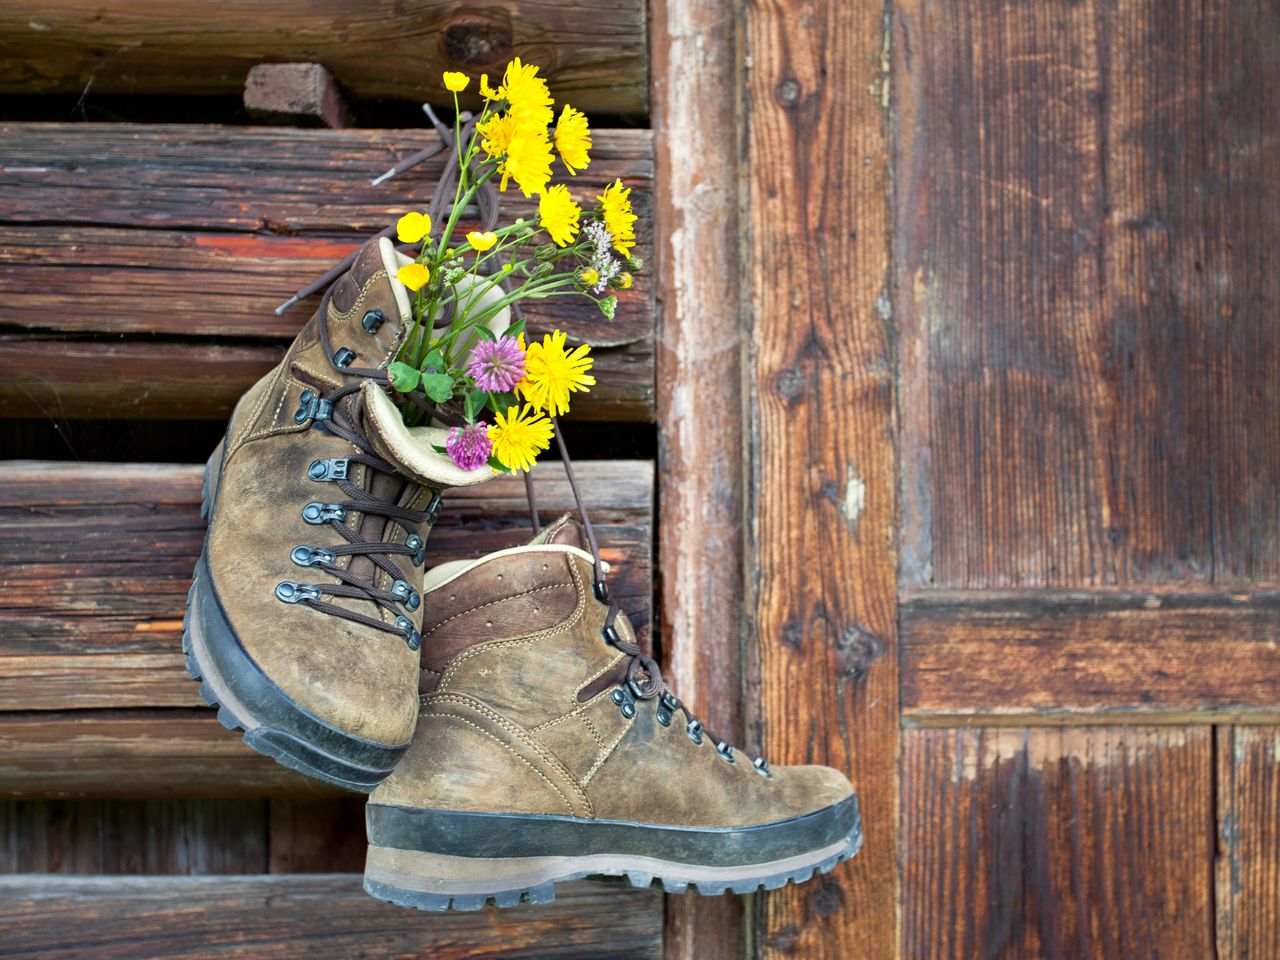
(0, 459, 654, 711)
(0, 124, 655, 420)
(902, 588, 1280, 722)
(0, 873, 663, 959)
(0, 2, 649, 114)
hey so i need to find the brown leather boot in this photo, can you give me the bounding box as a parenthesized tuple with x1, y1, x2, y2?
(185, 238, 499, 792)
(362, 514, 861, 909)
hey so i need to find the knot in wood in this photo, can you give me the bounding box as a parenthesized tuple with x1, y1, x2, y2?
(442, 17, 514, 67)
(835, 625, 882, 681)
(775, 78, 802, 107)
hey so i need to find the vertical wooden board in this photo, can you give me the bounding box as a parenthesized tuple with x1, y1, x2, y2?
(742, 0, 897, 957)
(903, 727, 1214, 959)
(1103, 0, 1280, 583)
(0, 800, 267, 874)
(894, 0, 1112, 589)
(1216, 726, 1280, 959)
(651, 0, 746, 953)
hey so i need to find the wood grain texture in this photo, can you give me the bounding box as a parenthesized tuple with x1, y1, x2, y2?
(0, 1, 648, 114)
(0, 124, 655, 421)
(266, 798, 366, 873)
(0, 459, 653, 711)
(650, 0, 746, 953)
(0, 799, 267, 873)
(1216, 725, 1280, 960)
(741, 0, 897, 956)
(903, 727, 1214, 959)
(894, 0, 1280, 588)
(0, 874, 664, 960)
(902, 587, 1280, 720)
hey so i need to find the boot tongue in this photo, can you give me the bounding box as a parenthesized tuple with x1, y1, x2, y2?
(531, 514, 588, 549)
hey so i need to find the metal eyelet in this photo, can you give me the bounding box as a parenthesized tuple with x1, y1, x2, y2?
(656, 704, 672, 726)
(611, 687, 636, 719)
(593, 579, 610, 603)
(405, 534, 426, 567)
(425, 492, 443, 524)
(362, 309, 385, 333)
(753, 756, 772, 778)
(275, 581, 320, 604)
(395, 615, 421, 651)
(715, 740, 736, 763)
(302, 502, 345, 524)
(294, 389, 333, 425)
(334, 347, 356, 368)
(656, 690, 677, 726)
(291, 545, 335, 567)
(601, 623, 621, 647)
(308, 458, 349, 482)
(687, 719, 704, 745)
(391, 579, 421, 611)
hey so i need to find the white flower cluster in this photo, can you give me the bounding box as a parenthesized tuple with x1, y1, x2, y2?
(583, 220, 621, 294)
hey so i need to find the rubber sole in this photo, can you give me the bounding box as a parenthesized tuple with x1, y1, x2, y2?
(363, 797, 862, 911)
(183, 439, 408, 793)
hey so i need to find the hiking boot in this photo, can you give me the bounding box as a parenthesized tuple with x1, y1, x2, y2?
(185, 238, 501, 792)
(362, 514, 861, 909)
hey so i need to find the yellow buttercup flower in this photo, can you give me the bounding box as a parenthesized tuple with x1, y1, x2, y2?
(443, 71, 470, 93)
(488, 404, 554, 473)
(519, 330, 595, 417)
(598, 180, 637, 258)
(396, 211, 431, 244)
(397, 262, 430, 292)
(538, 184, 581, 247)
(466, 230, 498, 252)
(554, 105, 591, 174)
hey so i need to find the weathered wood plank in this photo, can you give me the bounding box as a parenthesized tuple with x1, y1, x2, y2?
(893, 0, 1280, 588)
(0, 124, 655, 421)
(0, 798, 267, 873)
(1216, 725, 1280, 960)
(742, 0, 897, 956)
(903, 727, 1214, 959)
(0, 460, 654, 710)
(901, 588, 1280, 721)
(0, 2, 649, 114)
(650, 0, 746, 954)
(0, 873, 664, 959)
(266, 798, 366, 873)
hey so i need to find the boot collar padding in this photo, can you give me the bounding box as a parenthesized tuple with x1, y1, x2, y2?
(423, 543, 606, 594)
(362, 381, 496, 488)
(378, 238, 413, 326)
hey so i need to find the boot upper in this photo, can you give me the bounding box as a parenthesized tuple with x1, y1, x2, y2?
(372, 516, 855, 827)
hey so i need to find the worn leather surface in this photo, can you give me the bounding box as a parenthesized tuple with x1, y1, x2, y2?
(205, 241, 427, 747)
(374, 520, 856, 828)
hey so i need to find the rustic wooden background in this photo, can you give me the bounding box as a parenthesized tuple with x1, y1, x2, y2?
(2, 0, 1278, 957)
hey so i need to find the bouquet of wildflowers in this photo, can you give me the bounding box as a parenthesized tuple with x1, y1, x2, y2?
(386, 59, 641, 476)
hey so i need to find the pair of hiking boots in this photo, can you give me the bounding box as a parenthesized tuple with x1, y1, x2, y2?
(185, 237, 861, 910)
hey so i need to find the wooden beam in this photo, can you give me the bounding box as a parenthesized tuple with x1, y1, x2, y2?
(0, 125, 655, 422)
(0, 460, 654, 712)
(902, 727, 1214, 959)
(901, 588, 1280, 721)
(1216, 725, 1280, 959)
(0, 873, 663, 959)
(243, 64, 353, 129)
(650, 0, 746, 953)
(740, 0, 898, 956)
(0, 1, 649, 114)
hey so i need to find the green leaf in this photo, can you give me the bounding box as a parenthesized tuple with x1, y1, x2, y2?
(464, 389, 489, 422)
(422, 349, 444, 373)
(472, 323, 497, 342)
(487, 455, 513, 474)
(388, 362, 421, 392)
(421, 373, 455, 403)
(431, 444, 449, 455)
(501, 317, 526, 339)
(487, 391, 518, 414)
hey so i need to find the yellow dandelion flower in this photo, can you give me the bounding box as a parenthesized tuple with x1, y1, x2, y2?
(443, 71, 470, 93)
(497, 57, 554, 130)
(396, 211, 431, 244)
(488, 404, 554, 473)
(615, 271, 633, 289)
(538, 184, 581, 247)
(553, 105, 592, 175)
(466, 230, 498, 252)
(479, 73, 500, 100)
(579, 267, 599, 286)
(518, 329, 595, 417)
(397, 262, 430, 292)
(501, 129, 554, 197)
(598, 179, 637, 258)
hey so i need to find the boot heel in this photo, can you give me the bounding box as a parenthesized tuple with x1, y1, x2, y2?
(363, 845, 560, 912)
